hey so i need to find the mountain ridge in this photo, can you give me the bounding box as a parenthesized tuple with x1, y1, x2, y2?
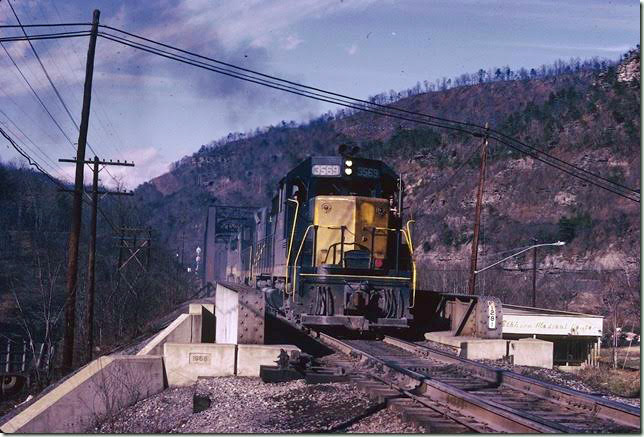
(136, 49, 640, 314)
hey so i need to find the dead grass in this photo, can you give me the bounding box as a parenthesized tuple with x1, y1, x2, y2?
(578, 366, 640, 398)
(599, 346, 640, 370)
(577, 346, 641, 398)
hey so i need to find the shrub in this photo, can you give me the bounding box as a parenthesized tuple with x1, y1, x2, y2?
(558, 211, 592, 242)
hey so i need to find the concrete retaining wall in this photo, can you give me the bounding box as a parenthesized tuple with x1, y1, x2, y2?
(510, 338, 553, 368)
(215, 283, 239, 343)
(189, 303, 214, 315)
(425, 331, 555, 368)
(189, 304, 216, 343)
(163, 343, 236, 386)
(215, 282, 265, 344)
(137, 313, 196, 356)
(460, 339, 508, 360)
(0, 355, 164, 433)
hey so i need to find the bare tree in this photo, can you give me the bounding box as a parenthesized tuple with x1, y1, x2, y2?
(10, 250, 66, 387)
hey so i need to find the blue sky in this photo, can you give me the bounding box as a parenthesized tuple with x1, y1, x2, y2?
(0, 0, 638, 188)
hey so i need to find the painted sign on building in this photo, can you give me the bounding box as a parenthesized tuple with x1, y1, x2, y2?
(502, 314, 602, 337)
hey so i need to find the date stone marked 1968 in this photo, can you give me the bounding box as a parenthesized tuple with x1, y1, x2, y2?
(189, 353, 212, 365)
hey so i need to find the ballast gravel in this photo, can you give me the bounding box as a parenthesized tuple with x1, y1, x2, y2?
(421, 340, 639, 407)
(476, 359, 641, 407)
(95, 377, 420, 433)
(347, 407, 425, 433)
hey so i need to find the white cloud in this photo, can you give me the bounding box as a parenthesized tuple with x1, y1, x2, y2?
(347, 43, 358, 56)
(55, 146, 167, 189)
(0, 0, 376, 99)
(96, 146, 168, 189)
(147, 0, 377, 51)
(281, 34, 303, 51)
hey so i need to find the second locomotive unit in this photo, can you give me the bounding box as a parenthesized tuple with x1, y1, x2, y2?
(204, 149, 418, 332)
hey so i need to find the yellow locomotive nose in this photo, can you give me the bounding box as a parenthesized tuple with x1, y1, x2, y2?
(312, 195, 389, 268)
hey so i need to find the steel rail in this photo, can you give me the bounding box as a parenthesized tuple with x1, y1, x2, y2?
(361, 370, 493, 432)
(383, 336, 641, 430)
(315, 332, 567, 433)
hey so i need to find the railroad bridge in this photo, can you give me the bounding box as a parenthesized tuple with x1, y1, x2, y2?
(0, 283, 636, 434)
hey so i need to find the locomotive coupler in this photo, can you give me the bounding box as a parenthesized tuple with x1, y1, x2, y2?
(345, 281, 373, 311)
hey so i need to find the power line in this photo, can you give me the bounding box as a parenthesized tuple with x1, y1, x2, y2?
(0, 86, 59, 145)
(0, 22, 91, 29)
(489, 134, 639, 202)
(40, 2, 127, 158)
(6, 1, 121, 186)
(0, 109, 65, 176)
(2, 19, 636, 200)
(96, 31, 486, 136)
(97, 24, 639, 197)
(8, 1, 90, 146)
(30, 2, 126, 173)
(0, 125, 66, 188)
(0, 119, 63, 178)
(0, 125, 121, 232)
(0, 42, 76, 146)
(0, 30, 90, 43)
(95, 28, 640, 202)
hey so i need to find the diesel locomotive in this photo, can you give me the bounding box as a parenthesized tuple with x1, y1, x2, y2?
(204, 149, 420, 332)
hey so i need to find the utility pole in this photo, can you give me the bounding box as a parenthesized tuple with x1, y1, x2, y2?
(59, 156, 134, 363)
(467, 123, 489, 295)
(61, 9, 100, 374)
(114, 227, 153, 295)
(532, 246, 538, 307)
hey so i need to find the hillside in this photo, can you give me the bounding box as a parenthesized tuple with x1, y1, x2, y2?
(0, 162, 199, 367)
(134, 50, 640, 318)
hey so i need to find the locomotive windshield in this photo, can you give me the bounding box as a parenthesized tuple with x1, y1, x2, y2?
(311, 174, 390, 197)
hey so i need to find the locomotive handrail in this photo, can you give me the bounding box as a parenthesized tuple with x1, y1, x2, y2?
(321, 241, 369, 264)
(290, 223, 362, 301)
(324, 225, 355, 236)
(290, 224, 316, 301)
(288, 222, 417, 307)
(299, 273, 410, 280)
(405, 220, 417, 308)
(284, 198, 299, 296)
(373, 223, 417, 308)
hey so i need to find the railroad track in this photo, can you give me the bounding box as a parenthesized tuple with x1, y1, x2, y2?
(314, 333, 640, 433)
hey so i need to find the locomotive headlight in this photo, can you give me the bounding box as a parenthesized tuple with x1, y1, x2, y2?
(345, 168, 353, 175)
(345, 159, 353, 167)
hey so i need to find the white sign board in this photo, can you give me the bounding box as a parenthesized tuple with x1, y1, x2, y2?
(502, 314, 602, 336)
(487, 301, 497, 329)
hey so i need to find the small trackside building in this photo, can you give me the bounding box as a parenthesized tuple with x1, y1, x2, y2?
(501, 304, 603, 368)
